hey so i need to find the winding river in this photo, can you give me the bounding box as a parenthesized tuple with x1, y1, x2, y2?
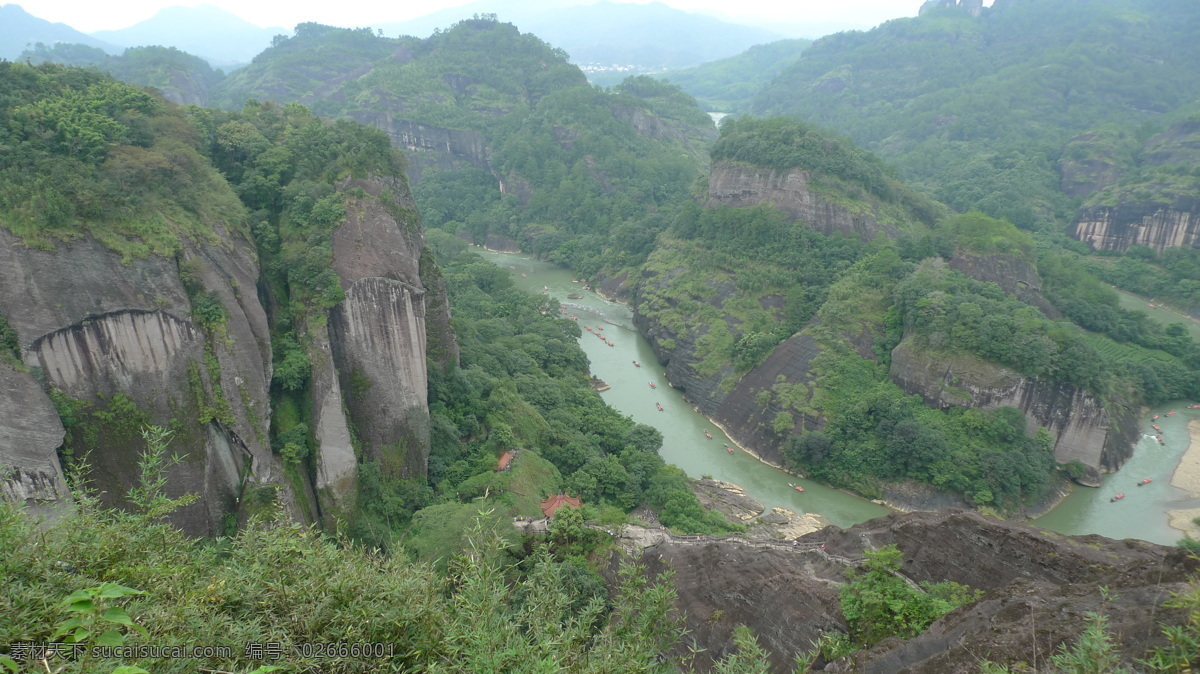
(1033, 286, 1200, 545)
(476, 249, 888, 528)
(478, 249, 1196, 543)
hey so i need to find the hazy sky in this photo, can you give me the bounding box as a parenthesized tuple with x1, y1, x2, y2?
(19, 0, 950, 34)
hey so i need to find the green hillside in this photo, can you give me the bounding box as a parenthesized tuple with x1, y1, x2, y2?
(215, 18, 714, 279)
(752, 0, 1200, 229)
(654, 38, 811, 112)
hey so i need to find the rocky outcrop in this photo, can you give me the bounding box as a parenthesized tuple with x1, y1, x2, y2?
(0, 226, 296, 535)
(609, 104, 717, 150)
(948, 250, 1059, 318)
(324, 177, 436, 495)
(711, 332, 825, 466)
(888, 338, 1139, 484)
(919, 0, 983, 16)
(1070, 120, 1200, 253)
(352, 116, 493, 184)
(623, 510, 1196, 672)
(706, 160, 899, 241)
(1072, 198, 1200, 254)
(0, 361, 70, 518)
(824, 511, 1196, 673)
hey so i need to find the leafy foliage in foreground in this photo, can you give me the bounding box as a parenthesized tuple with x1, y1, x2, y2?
(0, 496, 719, 673)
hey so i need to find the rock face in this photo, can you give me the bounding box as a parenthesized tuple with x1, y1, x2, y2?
(0, 226, 295, 535)
(609, 104, 717, 150)
(824, 511, 1197, 673)
(625, 510, 1196, 673)
(947, 250, 1059, 318)
(0, 361, 70, 518)
(706, 160, 899, 241)
(888, 338, 1138, 484)
(1070, 120, 1200, 253)
(316, 177, 441, 515)
(351, 115, 493, 184)
(711, 332, 826, 466)
(1072, 198, 1200, 254)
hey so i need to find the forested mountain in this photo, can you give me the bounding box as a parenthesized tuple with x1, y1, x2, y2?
(652, 38, 811, 112)
(214, 18, 715, 279)
(0, 55, 729, 550)
(379, 1, 782, 72)
(647, 117, 1200, 504)
(90, 4, 283, 67)
(752, 0, 1200, 230)
(21, 42, 222, 105)
(0, 3, 118, 60)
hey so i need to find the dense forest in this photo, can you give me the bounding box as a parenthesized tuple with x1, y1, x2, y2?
(751, 0, 1200, 230)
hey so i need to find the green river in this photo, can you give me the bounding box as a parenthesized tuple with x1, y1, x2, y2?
(478, 249, 1197, 543)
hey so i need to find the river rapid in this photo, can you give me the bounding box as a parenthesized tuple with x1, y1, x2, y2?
(478, 249, 1195, 543)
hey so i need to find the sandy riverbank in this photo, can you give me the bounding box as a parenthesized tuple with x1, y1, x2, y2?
(1168, 418, 1200, 537)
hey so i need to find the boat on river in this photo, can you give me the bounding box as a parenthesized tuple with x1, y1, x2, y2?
(648, 381, 656, 389)
(1138, 478, 1152, 486)
(704, 432, 713, 439)
(656, 402, 663, 412)
(1111, 493, 1125, 502)
(789, 483, 805, 493)
(633, 361, 641, 367)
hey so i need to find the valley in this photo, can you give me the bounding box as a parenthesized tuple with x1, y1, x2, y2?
(4, 0, 1200, 670)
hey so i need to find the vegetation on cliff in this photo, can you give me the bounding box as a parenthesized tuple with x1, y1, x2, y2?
(751, 0, 1200, 230)
(0, 62, 245, 258)
(207, 18, 712, 282)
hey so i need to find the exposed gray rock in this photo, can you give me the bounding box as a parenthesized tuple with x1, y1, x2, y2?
(0, 361, 71, 517)
(1072, 199, 1200, 254)
(0, 226, 298, 535)
(706, 160, 898, 241)
(947, 250, 1059, 318)
(888, 337, 1138, 483)
(326, 179, 432, 483)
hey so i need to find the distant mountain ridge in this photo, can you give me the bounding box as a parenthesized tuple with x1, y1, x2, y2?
(90, 4, 284, 67)
(378, 1, 783, 71)
(649, 38, 812, 112)
(0, 4, 119, 60)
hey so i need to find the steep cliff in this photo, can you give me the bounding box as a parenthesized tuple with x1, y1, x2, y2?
(0, 360, 70, 518)
(311, 176, 449, 515)
(705, 160, 901, 241)
(888, 337, 1138, 483)
(352, 116, 493, 184)
(0, 226, 296, 535)
(947, 250, 1059, 318)
(1073, 198, 1200, 254)
(1071, 120, 1200, 253)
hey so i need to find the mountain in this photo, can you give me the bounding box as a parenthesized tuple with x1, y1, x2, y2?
(22, 42, 223, 105)
(0, 4, 119, 60)
(651, 38, 812, 112)
(751, 0, 1200, 230)
(90, 4, 284, 67)
(378, 1, 783, 72)
(0, 62, 454, 533)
